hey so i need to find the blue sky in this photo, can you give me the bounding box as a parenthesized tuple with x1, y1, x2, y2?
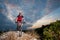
(0, 0, 60, 30)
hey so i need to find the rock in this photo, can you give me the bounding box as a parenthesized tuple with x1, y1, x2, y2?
(0, 31, 37, 40)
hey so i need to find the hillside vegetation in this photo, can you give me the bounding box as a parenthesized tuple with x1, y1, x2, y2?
(35, 20, 60, 40)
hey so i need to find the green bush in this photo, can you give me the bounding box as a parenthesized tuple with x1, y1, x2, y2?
(43, 20, 60, 40)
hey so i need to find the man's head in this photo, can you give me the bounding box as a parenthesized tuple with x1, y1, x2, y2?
(19, 12, 22, 16)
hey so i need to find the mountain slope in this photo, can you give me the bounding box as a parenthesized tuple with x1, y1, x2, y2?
(0, 31, 37, 40)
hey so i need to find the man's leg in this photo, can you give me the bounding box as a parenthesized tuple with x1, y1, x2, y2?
(18, 22, 22, 37)
(16, 22, 21, 37)
(17, 22, 22, 30)
(19, 25, 22, 37)
(17, 22, 20, 31)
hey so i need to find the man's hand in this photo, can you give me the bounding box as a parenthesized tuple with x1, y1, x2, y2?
(23, 22, 26, 24)
(15, 21, 17, 23)
(15, 20, 17, 23)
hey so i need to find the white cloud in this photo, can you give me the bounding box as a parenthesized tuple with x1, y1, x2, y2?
(28, 13, 57, 29)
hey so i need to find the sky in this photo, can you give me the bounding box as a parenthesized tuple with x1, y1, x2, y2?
(0, 0, 60, 31)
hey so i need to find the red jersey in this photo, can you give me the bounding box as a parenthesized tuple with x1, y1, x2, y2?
(17, 15, 23, 22)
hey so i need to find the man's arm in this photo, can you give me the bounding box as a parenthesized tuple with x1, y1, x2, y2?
(22, 16, 26, 24)
(15, 17, 18, 23)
